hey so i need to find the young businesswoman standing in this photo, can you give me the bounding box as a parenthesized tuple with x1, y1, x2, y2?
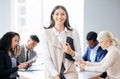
(0, 31, 28, 79)
(44, 5, 81, 79)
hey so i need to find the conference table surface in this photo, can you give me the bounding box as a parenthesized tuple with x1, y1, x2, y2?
(18, 66, 101, 79)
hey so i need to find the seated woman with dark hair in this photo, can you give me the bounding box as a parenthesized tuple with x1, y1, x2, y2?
(0, 31, 28, 79)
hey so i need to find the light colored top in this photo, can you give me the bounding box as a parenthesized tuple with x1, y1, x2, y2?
(17, 45, 37, 63)
(44, 27, 81, 79)
(85, 45, 120, 79)
(10, 56, 17, 78)
(90, 45, 99, 62)
(23, 45, 30, 61)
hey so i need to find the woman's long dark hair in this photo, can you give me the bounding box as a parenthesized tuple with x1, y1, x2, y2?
(0, 31, 20, 55)
(44, 5, 73, 31)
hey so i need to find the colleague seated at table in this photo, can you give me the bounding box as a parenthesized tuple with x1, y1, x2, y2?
(17, 35, 40, 63)
(83, 31, 107, 62)
(79, 31, 120, 79)
(82, 31, 107, 78)
(0, 31, 28, 79)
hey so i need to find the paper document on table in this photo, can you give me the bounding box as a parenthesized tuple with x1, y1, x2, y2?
(79, 71, 102, 79)
(27, 56, 38, 64)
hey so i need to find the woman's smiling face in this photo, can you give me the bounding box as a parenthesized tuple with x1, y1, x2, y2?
(52, 8, 67, 26)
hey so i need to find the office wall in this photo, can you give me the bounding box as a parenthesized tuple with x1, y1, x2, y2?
(0, 0, 9, 38)
(1, 0, 120, 52)
(84, 0, 120, 51)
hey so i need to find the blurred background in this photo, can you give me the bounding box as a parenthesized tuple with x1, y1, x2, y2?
(0, 0, 120, 54)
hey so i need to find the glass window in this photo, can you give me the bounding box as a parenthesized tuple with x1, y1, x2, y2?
(10, 0, 84, 52)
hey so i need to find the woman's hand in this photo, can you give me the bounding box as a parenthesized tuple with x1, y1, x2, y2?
(79, 63, 86, 71)
(76, 59, 86, 71)
(18, 62, 28, 69)
(64, 43, 75, 56)
(79, 59, 86, 65)
(54, 75, 60, 79)
(77, 59, 86, 66)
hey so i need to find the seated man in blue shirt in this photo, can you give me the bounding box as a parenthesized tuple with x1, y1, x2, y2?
(83, 31, 107, 78)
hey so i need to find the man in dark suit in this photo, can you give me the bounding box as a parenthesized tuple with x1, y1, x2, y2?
(82, 31, 107, 78)
(17, 35, 40, 63)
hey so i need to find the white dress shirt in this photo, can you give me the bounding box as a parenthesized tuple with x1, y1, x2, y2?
(24, 45, 30, 61)
(90, 45, 99, 62)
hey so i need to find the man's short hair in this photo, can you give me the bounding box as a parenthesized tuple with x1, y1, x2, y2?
(86, 31, 97, 41)
(30, 35, 40, 43)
